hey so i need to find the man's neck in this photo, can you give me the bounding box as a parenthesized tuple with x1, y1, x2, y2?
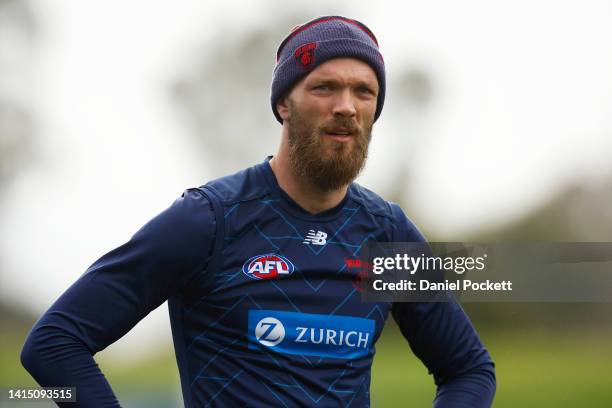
(268, 154, 349, 215)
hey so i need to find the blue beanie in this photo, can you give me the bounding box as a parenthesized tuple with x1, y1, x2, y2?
(271, 16, 386, 124)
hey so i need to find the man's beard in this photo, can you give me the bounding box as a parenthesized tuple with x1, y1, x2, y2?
(286, 100, 373, 192)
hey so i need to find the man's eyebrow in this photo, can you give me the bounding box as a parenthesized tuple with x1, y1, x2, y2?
(308, 77, 339, 84)
(355, 81, 377, 89)
(308, 77, 377, 88)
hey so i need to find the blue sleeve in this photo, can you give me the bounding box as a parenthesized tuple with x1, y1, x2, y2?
(20, 188, 216, 407)
(389, 204, 496, 408)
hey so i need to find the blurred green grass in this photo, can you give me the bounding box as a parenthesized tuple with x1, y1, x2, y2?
(372, 321, 612, 407)
(3, 320, 612, 407)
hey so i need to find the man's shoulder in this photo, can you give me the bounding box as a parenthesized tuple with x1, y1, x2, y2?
(350, 182, 397, 220)
(351, 182, 426, 242)
(199, 162, 272, 205)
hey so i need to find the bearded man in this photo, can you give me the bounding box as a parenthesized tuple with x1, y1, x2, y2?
(21, 16, 496, 407)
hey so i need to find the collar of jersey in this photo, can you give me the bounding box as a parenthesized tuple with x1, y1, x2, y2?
(258, 156, 353, 222)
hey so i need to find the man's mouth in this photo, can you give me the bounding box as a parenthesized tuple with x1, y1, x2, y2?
(323, 128, 355, 142)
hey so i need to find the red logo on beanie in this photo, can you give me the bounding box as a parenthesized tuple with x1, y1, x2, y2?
(295, 42, 317, 68)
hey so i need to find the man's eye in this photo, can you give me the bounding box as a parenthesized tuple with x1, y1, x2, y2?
(358, 87, 374, 95)
(313, 84, 330, 90)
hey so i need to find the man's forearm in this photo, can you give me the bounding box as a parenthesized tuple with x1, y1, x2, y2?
(433, 363, 496, 408)
(21, 321, 121, 407)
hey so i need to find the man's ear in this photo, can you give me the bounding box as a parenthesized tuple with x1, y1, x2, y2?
(276, 95, 290, 121)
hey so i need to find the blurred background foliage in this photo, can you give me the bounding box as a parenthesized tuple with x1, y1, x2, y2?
(1, 1, 611, 407)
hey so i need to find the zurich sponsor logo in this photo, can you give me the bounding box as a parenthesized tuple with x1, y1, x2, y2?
(248, 310, 375, 359)
(242, 253, 295, 280)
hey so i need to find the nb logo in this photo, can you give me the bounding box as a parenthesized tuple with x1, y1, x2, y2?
(303, 230, 327, 245)
(255, 317, 285, 347)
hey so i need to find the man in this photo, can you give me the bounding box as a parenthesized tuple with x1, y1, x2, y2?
(21, 16, 495, 407)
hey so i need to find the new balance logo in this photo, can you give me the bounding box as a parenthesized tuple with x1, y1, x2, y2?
(303, 230, 327, 245)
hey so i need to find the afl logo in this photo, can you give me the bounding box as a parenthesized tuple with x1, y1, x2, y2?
(242, 253, 295, 280)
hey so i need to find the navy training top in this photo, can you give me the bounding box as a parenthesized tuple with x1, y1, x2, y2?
(21, 156, 495, 407)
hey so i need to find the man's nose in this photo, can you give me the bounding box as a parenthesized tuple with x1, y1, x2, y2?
(332, 88, 357, 118)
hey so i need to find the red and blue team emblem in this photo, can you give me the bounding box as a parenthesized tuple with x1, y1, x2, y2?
(242, 253, 295, 280)
(294, 42, 316, 68)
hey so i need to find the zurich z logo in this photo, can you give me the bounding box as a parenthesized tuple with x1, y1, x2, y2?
(254, 317, 285, 346)
(242, 253, 295, 280)
(303, 230, 327, 245)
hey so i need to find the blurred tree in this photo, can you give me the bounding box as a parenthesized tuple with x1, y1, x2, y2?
(398, 68, 434, 108)
(467, 180, 612, 241)
(0, 0, 37, 195)
(0, 1, 39, 379)
(463, 179, 612, 329)
(171, 8, 320, 177)
(385, 67, 436, 225)
(0, 102, 34, 191)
